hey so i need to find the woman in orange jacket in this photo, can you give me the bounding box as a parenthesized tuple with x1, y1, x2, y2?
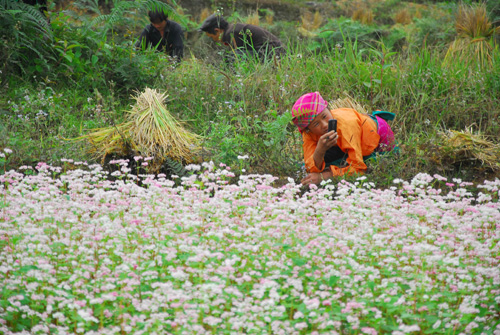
(292, 92, 396, 186)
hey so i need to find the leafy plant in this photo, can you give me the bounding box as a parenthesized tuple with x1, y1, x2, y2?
(0, 0, 54, 76)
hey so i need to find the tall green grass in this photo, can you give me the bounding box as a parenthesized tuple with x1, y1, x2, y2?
(1, 1, 499, 184)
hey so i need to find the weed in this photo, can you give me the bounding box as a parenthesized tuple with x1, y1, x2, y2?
(352, 8, 374, 25)
(394, 8, 412, 25)
(245, 10, 260, 26)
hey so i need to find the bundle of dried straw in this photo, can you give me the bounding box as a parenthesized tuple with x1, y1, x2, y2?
(75, 88, 201, 172)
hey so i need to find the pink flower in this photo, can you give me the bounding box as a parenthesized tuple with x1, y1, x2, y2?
(362, 327, 377, 335)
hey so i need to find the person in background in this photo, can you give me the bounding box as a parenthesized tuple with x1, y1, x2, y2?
(199, 13, 286, 62)
(135, 9, 184, 61)
(292, 91, 397, 186)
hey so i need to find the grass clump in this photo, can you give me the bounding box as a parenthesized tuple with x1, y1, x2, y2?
(394, 8, 413, 25)
(1, 0, 500, 185)
(444, 3, 500, 69)
(436, 128, 500, 172)
(76, 88, 201, 173)
(298, 10, 324, 37)
(352, 7, 374, 25)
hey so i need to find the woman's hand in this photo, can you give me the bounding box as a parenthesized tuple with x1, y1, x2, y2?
(317, 130, 338, 152)
(301, 172, 321, 186)
(301, 170, 333, 186)
(312, 131, 338, 170)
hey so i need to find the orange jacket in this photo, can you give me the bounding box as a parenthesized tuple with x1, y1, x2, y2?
(302, 108, 380, 176)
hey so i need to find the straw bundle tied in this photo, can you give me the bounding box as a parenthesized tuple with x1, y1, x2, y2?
(328, 96, 368, 114)
(76, 88, 201, 173)
(438, 128, 500, 171)
(79, 121, 135, 158)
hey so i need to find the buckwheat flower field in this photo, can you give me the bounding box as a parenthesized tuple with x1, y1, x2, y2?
(1, 158, 499, 334)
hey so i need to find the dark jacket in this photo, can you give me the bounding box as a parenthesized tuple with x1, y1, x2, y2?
(221, 23, 285, 58)
(135, 21, 184, 60)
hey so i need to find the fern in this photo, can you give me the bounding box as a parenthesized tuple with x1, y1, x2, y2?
(162, 156, 188, 178)
(88, 0, 177, 36)
(1, 0, 52, 40)
(0, 0, 54, 75)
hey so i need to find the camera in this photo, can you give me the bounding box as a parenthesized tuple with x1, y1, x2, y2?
(328, 119, 337, 132)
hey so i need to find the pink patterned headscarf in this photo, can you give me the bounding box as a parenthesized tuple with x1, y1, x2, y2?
(292, 92, 328, 132)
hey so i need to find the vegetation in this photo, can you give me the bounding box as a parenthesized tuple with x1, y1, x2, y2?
(1, 0, 499, 186)
(1, 1, 500, 333)
(1, 163, 499, 334)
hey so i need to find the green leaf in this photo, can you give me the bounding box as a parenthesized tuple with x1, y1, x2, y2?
(292, 258, 307, 266)
(50, 242, 67, 253)
(65, 44, 82, 50)
(279, 243, 292, 251)
(17, 265, 39, 273)
(329, 276, 340, 286)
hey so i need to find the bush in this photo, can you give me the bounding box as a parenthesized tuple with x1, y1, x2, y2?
(0, 0, 54, 78)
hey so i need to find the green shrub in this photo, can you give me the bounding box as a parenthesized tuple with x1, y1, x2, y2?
(313, 18, 388, 52)
(0, 0, 54, 78)
(407, 13, 455, 49)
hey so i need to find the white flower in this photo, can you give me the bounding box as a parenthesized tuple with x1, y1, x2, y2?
(293, 311, 304, 319)
(4, 148, 12, 154)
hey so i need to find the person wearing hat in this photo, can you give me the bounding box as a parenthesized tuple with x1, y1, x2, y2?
(135, 9, 184, 61)
(292, 92, 397, 185)
(199, 13, 286, 62)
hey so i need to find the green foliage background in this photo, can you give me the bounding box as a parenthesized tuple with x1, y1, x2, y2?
(1, 0, 499, 185)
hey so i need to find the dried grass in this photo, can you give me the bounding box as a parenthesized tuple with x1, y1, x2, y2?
(394, 9, 412, 25)
(437, 128, 500, 172)
(301, 10, 323, 31)
(444, 3, 499, 69)
(199, 8, 211, 24)
(298, 11, 324, 38)
(329, 96, 369, 114)
(246, 11, 260, 26)
(75, 88, 201, 173)
(352, 8, 374, 25)
(455, 3, 496, 38)
(265, 12, 274, 25)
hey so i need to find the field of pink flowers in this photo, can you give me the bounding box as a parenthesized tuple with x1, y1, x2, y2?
(1, 153, 499, 334)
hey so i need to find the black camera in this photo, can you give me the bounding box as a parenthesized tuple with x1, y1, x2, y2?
(328, 119, 337, 132)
